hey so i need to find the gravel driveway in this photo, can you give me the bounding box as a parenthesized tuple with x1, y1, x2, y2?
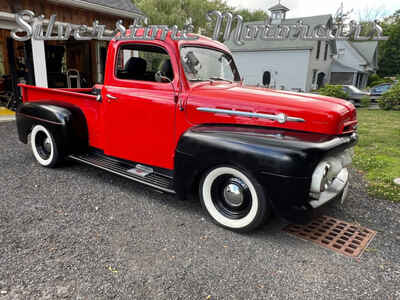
(0, 121, 399, 299)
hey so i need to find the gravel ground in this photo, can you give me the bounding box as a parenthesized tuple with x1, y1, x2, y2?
(0, 121, 399, 299)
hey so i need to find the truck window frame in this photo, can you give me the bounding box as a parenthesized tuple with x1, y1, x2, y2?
(179, 45, 241, 83)
(114, 43, 175, 84)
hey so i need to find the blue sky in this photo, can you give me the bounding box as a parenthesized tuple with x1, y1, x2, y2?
(226, 0, 400, 19)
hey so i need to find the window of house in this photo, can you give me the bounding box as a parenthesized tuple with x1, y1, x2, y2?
(312, 70, 317, 84)
(115, 44, 173, 82)
(262, 71, 271, 86)
(316, 41, 321, 60)
(324, 42, 329, 61)
(338, 48, 345, 58)
(272, 12, 282, 19)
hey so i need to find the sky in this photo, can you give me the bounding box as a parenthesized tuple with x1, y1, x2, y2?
(226, 0, 400, 20)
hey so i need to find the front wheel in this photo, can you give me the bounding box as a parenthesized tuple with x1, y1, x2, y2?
(199, 166, 271, 232)
(30, 124, 61, 168)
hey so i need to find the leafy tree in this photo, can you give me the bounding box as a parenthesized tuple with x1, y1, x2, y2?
(367, 73, 381, 86)
(135, 0, 230, 34)
(378, 13, 400, 77)
(233, 9, 268, 23)
(134, 0, 268, 37)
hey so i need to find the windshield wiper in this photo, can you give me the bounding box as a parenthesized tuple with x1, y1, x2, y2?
(209, 77, 233, 83)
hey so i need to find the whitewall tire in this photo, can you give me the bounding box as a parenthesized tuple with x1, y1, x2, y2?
(30, 125, 60, 168)
(199, 166, 270, 232)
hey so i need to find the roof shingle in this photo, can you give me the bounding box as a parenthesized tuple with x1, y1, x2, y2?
(81, 0, 143, 15)
(268, 3, 290, 12)
(225, 15, 334, 52)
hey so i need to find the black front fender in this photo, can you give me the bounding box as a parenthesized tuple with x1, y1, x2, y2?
(16, 101, 88, 155)
(174, 124, 357, 224)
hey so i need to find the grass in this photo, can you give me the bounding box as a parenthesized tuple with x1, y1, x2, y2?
(353, 109, 400, 202)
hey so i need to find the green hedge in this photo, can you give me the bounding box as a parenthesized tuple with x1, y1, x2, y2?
(368, 74, 394, 88)
(378, 82, 400, 110)
(318, 85, 349, 100)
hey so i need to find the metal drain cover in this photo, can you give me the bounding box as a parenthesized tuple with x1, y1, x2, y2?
(284, 216, 376, 258)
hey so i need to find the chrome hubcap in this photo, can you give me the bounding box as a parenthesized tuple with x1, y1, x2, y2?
(43, 137, 51, 153)
(223, 179, 245, 207)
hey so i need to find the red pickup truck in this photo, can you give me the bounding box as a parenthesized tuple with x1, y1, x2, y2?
(16, 32, 357, 232)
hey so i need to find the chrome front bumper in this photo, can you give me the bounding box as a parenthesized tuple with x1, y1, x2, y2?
(309, 168, 349, 209)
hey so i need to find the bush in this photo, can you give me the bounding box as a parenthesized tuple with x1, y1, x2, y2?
(378, 82, 400, 110)
(360, 95, 371, 107)
(371, 79, 394, 88)
(368, 73, 381, 87)
(318, 85, 349, 100)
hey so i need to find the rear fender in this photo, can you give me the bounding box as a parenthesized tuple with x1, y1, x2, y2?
(16, 101, 88, 155)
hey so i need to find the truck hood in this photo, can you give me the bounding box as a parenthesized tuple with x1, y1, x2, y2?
(185, 83, 357, 135)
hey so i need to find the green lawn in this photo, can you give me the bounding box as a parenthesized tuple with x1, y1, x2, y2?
(353, 109, 400, 202)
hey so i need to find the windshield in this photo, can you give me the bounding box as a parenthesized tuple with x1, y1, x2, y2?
(180, 47, 241, 83)
(372, 84, 391, 93)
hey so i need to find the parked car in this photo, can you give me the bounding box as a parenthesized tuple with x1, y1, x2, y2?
(340, 85, 370, 104)
(369, 83, 393, 101)
(15, 32, 358, 232)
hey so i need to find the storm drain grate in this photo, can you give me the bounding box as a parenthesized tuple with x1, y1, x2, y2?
(284, 216, 376, 258)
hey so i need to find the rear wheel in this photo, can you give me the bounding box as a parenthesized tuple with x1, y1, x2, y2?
(199, 166, 271, 232)
(31, 125, 61, 168)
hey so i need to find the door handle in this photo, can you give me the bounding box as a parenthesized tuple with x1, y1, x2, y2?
(106, 94, 118, 100)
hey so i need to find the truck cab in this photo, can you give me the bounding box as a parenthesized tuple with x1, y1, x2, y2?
(16, 32, 358, 232)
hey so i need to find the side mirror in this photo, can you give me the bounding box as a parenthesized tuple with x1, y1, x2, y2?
(155, 71, 171, 83)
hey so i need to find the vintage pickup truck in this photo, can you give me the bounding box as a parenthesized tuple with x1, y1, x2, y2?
(16, 32, 358, 232)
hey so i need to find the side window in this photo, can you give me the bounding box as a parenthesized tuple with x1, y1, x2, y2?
(324, 42, 329, 61)
(115, 44, 173, 82)
(316, 41, 321, 60)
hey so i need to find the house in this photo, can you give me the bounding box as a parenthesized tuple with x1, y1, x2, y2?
(225, 2, 337, 92)
(225, 2, 378, 92)
(330, 40, 378, 89)
(0, 0, 145, 100)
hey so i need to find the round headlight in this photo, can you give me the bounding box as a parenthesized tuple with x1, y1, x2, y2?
(311, 162, 331, 193)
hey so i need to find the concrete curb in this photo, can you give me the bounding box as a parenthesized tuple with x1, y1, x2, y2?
(0, 116, 16, 123)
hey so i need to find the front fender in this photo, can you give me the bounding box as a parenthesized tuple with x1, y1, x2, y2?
(16, 101, 88, 155)
(174, 124, 357, 224)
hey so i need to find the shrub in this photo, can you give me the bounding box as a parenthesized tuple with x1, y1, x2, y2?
(371, 78, 394, 88)
(360, 95, 371, 108)
(318, 85, 349, 100)
(368, 73, 381, 87)
(378, 82, 400, 110)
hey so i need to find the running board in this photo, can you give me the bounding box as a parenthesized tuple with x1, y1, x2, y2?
(69, 152, 175, 194)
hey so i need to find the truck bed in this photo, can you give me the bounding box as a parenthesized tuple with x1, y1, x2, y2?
(18, 84, 104, 148)
(19, 84, 101, 103)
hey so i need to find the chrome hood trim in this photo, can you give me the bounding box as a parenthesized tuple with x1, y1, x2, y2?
(196, 107, 305, 124)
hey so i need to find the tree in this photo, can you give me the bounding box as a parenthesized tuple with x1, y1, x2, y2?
(135, 0, 231, 34)
(378, 14, 400, 77)
(357, 5, 390, 22)
(134, 0, 268, 37)
(233, 9, 268, 23)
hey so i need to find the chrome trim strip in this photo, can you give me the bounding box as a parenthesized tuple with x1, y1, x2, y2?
(196, 107, 305, 123)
